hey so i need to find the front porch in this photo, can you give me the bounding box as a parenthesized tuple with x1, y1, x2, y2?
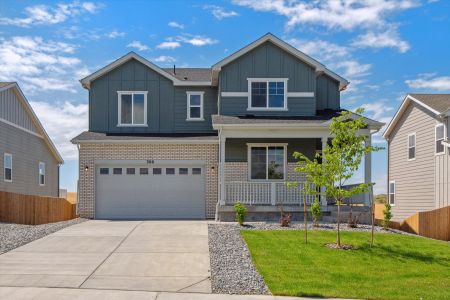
(212, 114, 381, 222)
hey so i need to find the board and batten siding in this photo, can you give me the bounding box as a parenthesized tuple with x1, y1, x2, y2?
(316, 75, 340, 110)
(219, 41, 318, 116)
(0, 122, 59, 197)
(0, 88, 39, 134)
(388, 103, 439, 221)
(89, 58, 217, 134)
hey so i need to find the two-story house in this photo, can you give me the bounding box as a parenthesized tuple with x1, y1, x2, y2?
(1, 82, 63, 197)
(72, 33, 383, 220)
(384, 94, 450, 221)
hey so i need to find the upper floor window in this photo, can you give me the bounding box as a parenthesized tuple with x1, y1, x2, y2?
(248, 79, 287, 110)
(117, 91, 147, 126)
(389, 181, 395, 205)
(435, 124, 445, 155)
(4, 153, 12, 182)
(186, 92, 204, 121)
(248, 144, 286, 180)
(407, 133, 416, 160)
(39, 162, 45, 186)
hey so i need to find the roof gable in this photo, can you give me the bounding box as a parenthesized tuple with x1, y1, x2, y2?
(0, 82, 63, 163)
(211, 33, 349, 90)
(383, 94, 449, 138)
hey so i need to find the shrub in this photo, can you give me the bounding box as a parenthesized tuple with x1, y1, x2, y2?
(234, 202, 247, 225)
(382, 203, 392, 229)
(311, 198, 322, 226)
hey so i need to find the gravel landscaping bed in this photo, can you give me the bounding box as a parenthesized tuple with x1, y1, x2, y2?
(0, 218, 87, 254)
(208, 221, 406, 295)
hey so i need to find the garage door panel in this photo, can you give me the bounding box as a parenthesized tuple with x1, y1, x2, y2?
(95, 165, 205, 219)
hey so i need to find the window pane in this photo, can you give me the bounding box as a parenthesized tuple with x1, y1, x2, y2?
(139, 168, 148, 175)
(251, 147, 267, 179)
(40, 174, 45, 185)
(268, 82, 284, 108)
(133, 94, 145, 124)
(436, 141, 444, 153)
(389, 194, 395, 205)
(409, 147, 415, 159)
(126, 168, 135, 175)
(192, 168, 201, 175)
(153, 168, 162, 175)
(190, 94, 201, 106)
(179, 168, 188, 175)
(5, 168, 11, 181)
(121, 94, 132, 124)
(4, 155, 11, 168)
(408, 135, 415, 147)
(436, 125, 444, 140)
(113, 168, 122, 175)
(166, 168, 175, 175)
(251, 82, 267, 107)
(268, 147, 284, 179)
(100, 168, 109, 175)
(389, 182, 395, 193)
(190, 107, 201, 118)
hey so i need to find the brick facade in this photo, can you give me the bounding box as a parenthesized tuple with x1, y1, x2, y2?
(78, 143, 218, 219)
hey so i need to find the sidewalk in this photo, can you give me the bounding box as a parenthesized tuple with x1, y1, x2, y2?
(0, 287, 351, 300)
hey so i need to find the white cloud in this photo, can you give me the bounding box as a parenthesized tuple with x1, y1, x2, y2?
(0, 36, 85, 93)
(405, 73, 450, 91)
(126, 40, 150, 51)
(352, 28, 410, 53)
(175, 34, 218, 46)
(335, 60, 372, 78)
(156, 41, 181, 49)
(30, 101, 88, 160)
(204, 5, 239, 20)
(152, 55, 176, 63)
(168, 21, 184, 29)
(360, 101, 394, 144)
(233, 0, 418, 30)
(107, 30, 125, 39)
(0, 1, 101, 26)
(289, 38, 349, 61)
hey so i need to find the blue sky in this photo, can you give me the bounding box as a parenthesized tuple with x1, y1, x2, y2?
(1, 0, 450, 193)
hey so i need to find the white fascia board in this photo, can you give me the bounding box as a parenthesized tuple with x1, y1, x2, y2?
(80, 52, 213, 89)
(72, 139, 219, 145)
(383, 94, 441, 138)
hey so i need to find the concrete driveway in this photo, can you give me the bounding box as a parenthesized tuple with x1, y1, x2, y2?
(0, 220, 211, 293)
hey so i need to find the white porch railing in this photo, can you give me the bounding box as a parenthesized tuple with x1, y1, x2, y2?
(224, 181, 315, 206)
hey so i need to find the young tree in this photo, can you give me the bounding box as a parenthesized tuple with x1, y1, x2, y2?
(292, 108, 383, 247)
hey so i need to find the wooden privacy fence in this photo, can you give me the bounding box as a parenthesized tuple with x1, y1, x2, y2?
(399, 206, 450, 241)
(0, 191, 77, 225)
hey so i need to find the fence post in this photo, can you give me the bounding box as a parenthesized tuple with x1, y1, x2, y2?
(271, 182, 276, 206)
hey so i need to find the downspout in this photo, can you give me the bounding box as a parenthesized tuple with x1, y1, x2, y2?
(57, 164, 60, 197)
(215, 127, 222, 222)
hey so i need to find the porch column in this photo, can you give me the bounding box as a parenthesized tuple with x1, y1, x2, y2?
(219, 135, 226, 205)
(320, 137, 327, 206)
(364, 134, 372, 205)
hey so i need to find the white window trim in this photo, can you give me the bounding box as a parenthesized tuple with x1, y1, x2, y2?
(247, 78, 288, 111)
(186, 91, 205, 121)
(4, 153, 12, 182)
(247, 143, 288, 181)
(407, 132, 416, 161)
(435, 123, 445, 155)
(39, 162, 45, 186)
(117, 91, 148, 127)
(389, 180, 395, 206)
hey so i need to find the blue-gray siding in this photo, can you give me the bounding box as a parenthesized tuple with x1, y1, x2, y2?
(219, 41, 318, 116)
(0, 121, 59, 197)
(316, 74, 340, 110)
(89, 59, 217, 133)
(225, 138, 319, 162)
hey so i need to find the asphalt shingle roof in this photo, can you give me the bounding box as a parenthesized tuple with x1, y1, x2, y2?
(0, 82, 15, 88)
(72, 131, 218, 142)
(162, 68, 211, 82)
(409, 94, 450, 113)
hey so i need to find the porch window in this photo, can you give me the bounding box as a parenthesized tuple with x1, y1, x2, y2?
(118, 91, 147, 126)
(248, 79, 287, 110)
(248, 144, 286, 180)
(186, 92, 204, 120)
(435, 124, 445, 154)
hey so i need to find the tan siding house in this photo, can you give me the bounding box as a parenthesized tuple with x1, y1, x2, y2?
(0, 82, 63, 197)
(384, 94, 450, 221)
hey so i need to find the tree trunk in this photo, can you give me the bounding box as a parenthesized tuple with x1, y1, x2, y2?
(337, 199, 341, 247)
(304, 194, 308, 244)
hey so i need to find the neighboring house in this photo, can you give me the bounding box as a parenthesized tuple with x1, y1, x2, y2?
(384, 94, 450, 221)
(0, 82, 63, 197)
(72, 33, 383, 220)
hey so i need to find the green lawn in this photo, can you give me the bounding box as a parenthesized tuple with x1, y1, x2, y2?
(241, 230, 450, 300)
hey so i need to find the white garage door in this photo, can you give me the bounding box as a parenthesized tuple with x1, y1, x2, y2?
(95, 163, 205, 219)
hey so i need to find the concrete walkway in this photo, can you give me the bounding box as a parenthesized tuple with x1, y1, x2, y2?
(0, 220, 211, 293)
(0, 287, 337, 300)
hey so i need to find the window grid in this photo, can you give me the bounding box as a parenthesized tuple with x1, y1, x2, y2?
(186, 92, 204, 120)
(248, 79, 287, 110)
